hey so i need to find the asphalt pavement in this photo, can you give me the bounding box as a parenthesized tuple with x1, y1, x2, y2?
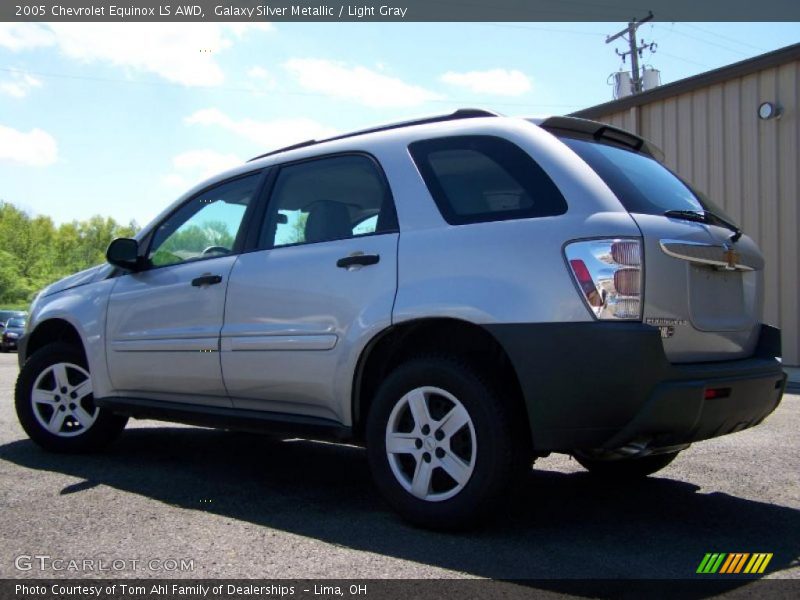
(0, 352, 798, 584)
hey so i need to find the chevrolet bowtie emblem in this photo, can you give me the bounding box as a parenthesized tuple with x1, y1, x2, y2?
(723, 246, 740, 270)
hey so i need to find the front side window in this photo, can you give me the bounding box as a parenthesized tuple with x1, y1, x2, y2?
(259, 154, 396, 249)
(408, 135, 567, 225)
(148, 173, 260, 268)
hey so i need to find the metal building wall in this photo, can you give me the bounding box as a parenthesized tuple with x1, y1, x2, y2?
(591, 59, 799, 364)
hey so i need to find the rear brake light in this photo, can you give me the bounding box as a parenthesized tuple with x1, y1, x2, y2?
(565, 238, 643, 320)
(568, 259, 602, 307)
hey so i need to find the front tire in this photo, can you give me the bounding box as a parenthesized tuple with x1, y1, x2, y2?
(366, 357, 525, 529)
(15, 343, 128, 453)
(574, 450, 681, 479)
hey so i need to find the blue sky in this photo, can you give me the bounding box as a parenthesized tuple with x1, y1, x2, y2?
(0, 21, 798, 226)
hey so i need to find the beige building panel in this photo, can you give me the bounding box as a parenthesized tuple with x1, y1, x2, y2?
(758, 69, 781, 325)
(722, 79, 744, 224)
(662, 97, 679, 170)
(707, 85, 726, 217)
(776, 62, 799, 363)
(691, 91, 709, 193)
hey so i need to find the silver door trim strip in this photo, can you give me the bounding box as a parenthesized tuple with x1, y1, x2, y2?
(111, 338, 218, 352)
(221, 335, 338, 352)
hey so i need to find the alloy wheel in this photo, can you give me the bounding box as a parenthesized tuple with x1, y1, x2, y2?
(31, 362, 98, 437)
(384, 386, 477, 502)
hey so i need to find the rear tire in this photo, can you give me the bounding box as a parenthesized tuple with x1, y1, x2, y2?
(15, 343, 128, 453)
(574, 450, 680, 479)
(366, 357, 525, 529)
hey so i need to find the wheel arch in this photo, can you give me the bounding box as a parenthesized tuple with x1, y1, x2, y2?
(24, 318, 86, 364)
(351, 317, 530, 444)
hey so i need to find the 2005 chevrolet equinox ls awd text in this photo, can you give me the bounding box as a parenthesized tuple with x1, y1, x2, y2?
(15, 110, 786, 528)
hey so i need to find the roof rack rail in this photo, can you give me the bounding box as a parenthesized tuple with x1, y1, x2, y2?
(247, 108, 500, 162)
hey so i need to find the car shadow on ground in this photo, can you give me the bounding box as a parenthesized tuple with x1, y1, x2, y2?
(1, 426, 798, 597)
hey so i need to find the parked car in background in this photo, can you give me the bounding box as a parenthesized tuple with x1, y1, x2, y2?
(13, 110, 786, 528)
(0, 310, 26, 326)
(1, 316, 26, 352)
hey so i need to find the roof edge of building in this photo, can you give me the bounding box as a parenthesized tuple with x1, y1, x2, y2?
(570, 42, 800, 119)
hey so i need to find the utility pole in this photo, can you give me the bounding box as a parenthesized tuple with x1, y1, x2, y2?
(606, 11, 655, 94)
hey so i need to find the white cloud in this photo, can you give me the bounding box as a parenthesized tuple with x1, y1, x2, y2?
(185, 108, 337, 150)
(284, 58, 442, 108)
(440, 69, 532, 97)
(0, 24, 55, 51)
(173, 149, 241, 174)
(0, 124, 58, 167)
(248, 66, 271, 79)
(12, 23, 272, 87)
(163, 149, 242, 189)
(0, 71, 42, 98)
(245, 65, 276, 92)
(162, 173, 189, 189)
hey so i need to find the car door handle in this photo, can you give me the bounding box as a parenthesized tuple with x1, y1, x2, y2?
(191, 274, 223, 287)
(336, 254, 380, 269)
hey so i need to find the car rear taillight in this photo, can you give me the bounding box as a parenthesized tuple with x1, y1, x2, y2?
(565, 239, 643, 320)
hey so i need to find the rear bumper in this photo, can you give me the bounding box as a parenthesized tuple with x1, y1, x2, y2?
(485, 323, 786, 452)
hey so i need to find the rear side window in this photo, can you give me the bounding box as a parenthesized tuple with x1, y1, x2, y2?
(409, 135, 567, 225)
(560, 136, 705, 216)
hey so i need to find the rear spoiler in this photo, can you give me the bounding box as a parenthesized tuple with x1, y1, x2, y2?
(536, 116, 665, 163)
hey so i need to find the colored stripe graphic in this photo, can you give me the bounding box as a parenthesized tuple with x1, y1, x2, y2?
(699, 553, 774, 575)
(697, 553, 727, 573)
(744, 553, 773, 574)
(719, 554, 736, 573)
(720, 553, 749, 573)
(697, 554, 713, 573)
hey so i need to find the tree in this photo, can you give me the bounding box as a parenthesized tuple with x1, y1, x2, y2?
(0, 200, 140, 307)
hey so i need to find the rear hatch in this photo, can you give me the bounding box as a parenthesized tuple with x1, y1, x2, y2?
(543, 118, 763, 363)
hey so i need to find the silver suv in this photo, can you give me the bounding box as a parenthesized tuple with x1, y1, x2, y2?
(15, 110, 786, 528)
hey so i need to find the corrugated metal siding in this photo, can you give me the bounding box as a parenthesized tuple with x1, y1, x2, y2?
(590, 59, 800, 364)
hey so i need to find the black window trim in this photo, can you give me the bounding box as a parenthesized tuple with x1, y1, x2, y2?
(408, 134, 568, 226)
(245, 150, 399, 253)
(140, 168, 270, 272)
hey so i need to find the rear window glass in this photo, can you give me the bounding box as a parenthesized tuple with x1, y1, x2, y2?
(560, 136, 705, 215)
(409, 135, 567, 225)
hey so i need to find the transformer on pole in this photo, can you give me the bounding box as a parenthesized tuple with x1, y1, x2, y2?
(606, 12, 657, 95)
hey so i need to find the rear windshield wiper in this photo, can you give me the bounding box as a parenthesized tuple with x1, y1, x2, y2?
(664, 209, 742, 243)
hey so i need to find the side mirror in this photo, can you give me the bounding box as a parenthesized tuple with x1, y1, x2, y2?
(106, 238, 142, 271)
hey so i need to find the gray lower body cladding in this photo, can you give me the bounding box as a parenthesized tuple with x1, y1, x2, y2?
(484, 322, 785, 452)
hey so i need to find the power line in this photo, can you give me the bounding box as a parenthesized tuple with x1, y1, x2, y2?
(471, 23, 606, 37)
(656, 51, 710, 69)
(426, 0, 636, 22)
(651, 23, 752, 58)
(680, 23, 768, 53)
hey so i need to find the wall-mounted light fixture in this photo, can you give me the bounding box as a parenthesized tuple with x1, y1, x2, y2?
(758, 101, 783, 120)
